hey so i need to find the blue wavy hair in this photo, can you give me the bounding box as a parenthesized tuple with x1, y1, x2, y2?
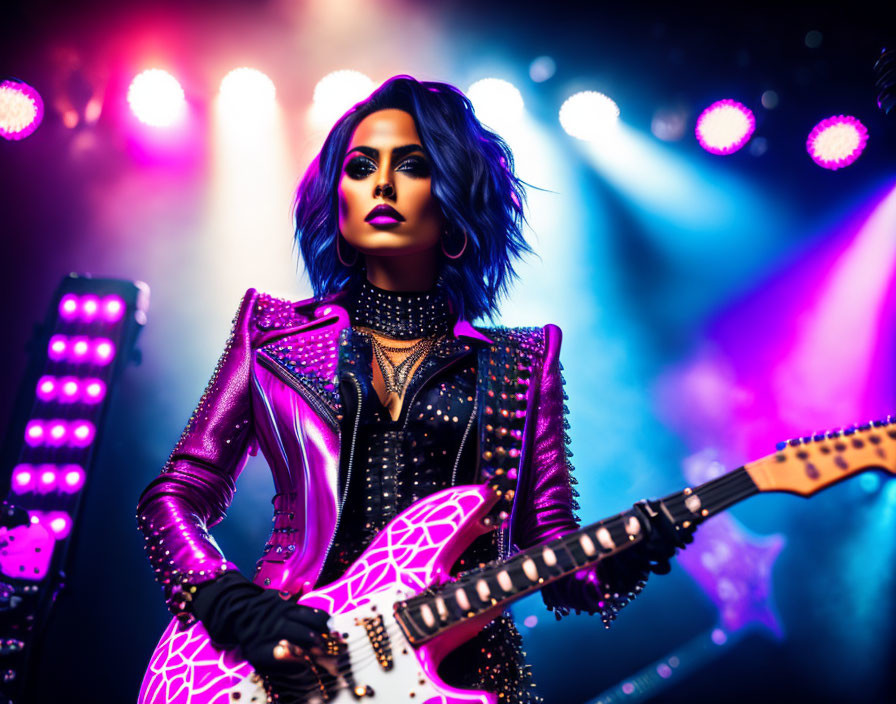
(292, 75, 533, 322)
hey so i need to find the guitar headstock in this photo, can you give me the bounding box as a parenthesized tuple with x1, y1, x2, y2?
(746, 419, 896, 496)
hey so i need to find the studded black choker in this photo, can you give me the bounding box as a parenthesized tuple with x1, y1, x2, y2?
(348, 279, 452, 339)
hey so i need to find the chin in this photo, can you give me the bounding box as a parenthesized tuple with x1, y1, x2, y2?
(352, 231, 439, 255)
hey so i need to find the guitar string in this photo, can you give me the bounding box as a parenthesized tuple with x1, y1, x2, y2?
(665, 478, 758, 524)
(661, 471, 755, 518)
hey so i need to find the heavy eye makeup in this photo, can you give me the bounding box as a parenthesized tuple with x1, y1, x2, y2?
(343, 154, 431, 180)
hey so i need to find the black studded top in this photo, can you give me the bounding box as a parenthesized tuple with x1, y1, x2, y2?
(314, 282, 540, 704)
(315, 328, 480, 584)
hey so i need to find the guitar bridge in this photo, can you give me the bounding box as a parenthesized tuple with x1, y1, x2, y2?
(361, 615, 393, 671)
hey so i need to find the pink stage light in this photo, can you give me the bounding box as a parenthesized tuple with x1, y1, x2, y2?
(61, 465, 86, 493)
(80, 294, 100, 322)
(11, 465, 35, 494)
(36, 376, 57, 401)
(0, 79, 44, 140)
(59, 376, 81, 403)
(83, 378, 106, 403)
(59, 294, 80, 321)
(31, 511, 73, 539)
(47, 420, 67, 447)
(24, 421, 45, 446)
(69, 420, 95, 447)
(806, 115, 868, 170)
(48, 335, 67, 361)
(93, 338, 116, 364)
(70, 336, 90, 361)
(102, 295, 125, 323)
(219, 68, 276, 115)
(695, 99, 756, 155)
(37, 465, 57, 494)
(128, 69, 186, 127)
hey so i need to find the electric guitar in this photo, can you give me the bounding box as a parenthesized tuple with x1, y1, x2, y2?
(138, 420, 896, 703)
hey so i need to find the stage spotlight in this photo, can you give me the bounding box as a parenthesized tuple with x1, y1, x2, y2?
(0, 78, 44, 140)
(806, 115, 868, 169)
(219, 68, 276, 123)
(467, 78, 524, 129)
(695, 99, 755, 155)
(559, 91, 620, 142)
(311, 70, 374, 129)
(127, 69, 186, 127)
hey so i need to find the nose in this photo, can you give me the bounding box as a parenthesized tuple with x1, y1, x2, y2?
(374, 182, 395, 199)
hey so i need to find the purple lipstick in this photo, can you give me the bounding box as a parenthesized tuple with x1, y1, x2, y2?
(365, 204, 405, 227)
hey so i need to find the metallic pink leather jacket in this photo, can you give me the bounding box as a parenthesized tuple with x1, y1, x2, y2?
(136, 288, 580, 621)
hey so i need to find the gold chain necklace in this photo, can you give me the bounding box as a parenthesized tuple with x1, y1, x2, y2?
(356, 327, 442, 397)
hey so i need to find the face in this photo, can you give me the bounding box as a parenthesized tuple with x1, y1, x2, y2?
(338, 109, 443, 257)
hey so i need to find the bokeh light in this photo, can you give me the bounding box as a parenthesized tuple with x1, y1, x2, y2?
(651, 105, 689, 141)
(59, 294, 80, 321)
(467, 78, 524, 129)
(11, 464, 35, 494)
(695, 99, 755, 155)
(61, 465, 86, 493)
(218, 67, 277, 127)
(127, 69, 187, 127)
(310, 70, 375, 130)
(529, 56, 556, 83)
(36, 376, 57, 402)
(102, 295, 125, 323)
(559, 90, 620, 142)
(806, 115, 868, 170)
(0, 79, 44, 140)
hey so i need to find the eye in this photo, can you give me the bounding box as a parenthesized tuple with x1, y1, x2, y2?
(397, 156, 431, 177)
(344, 156, 375, 179)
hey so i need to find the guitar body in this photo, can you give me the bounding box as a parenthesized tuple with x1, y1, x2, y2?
(138, 484, 504, 704)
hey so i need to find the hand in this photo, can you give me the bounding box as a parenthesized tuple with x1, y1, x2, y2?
(191, 572, 337, 682)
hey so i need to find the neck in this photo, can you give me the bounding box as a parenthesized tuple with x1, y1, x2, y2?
(348, 277, 451, 340)
(363, 250, 439, 292)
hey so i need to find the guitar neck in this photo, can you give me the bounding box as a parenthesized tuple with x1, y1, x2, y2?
(395, 420, 896, 644)
(394, 468, 758, 644)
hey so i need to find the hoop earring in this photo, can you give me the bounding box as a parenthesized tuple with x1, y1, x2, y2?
(441, 229, 468, 260)
(336, 232, 359, 267)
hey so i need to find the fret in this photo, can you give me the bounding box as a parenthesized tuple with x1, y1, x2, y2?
(551, 542, 579, 573)
(659, 468, 759, 529)
(608, 515, 634, 548)
(564, 537, 589, 567)
(533, 548, 563, 579)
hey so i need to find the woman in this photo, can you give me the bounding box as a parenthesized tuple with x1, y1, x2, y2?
(136, 75, 680, 703)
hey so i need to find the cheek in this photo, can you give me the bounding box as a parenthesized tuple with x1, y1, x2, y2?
(406, 181, 440, 218)
(338, 178, 360, 219)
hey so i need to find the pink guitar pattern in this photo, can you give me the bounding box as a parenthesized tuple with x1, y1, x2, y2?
(139, 485, 500, 704)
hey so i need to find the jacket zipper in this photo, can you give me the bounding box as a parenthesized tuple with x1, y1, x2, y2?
(450, 387, 479, 486)
(256, 352, 339, 430)
(319, 371, 363, 571)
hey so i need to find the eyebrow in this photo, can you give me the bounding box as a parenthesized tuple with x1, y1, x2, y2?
(344, 144, 427, 162)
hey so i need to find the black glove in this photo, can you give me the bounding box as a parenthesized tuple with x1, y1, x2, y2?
(192, 571, 333, 700)
(597, 499, 694, 594)
(542, 499, 694, 625)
